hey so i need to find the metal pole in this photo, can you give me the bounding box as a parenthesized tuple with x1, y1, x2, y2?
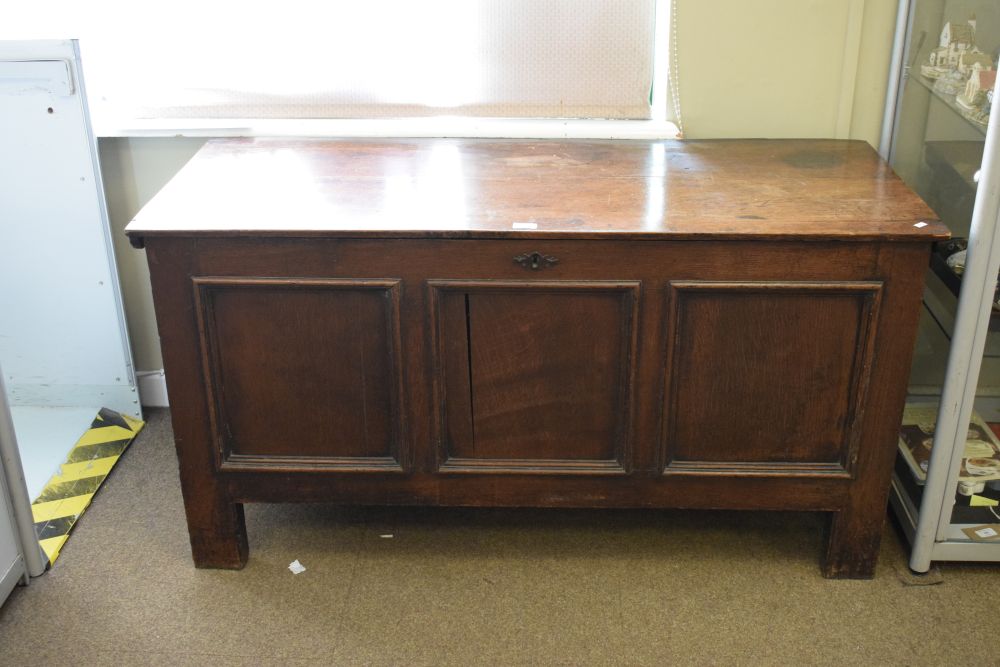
(0, 367, 46, 577)
(910, 75, 1000, 571)
(879, 0, 912, 158)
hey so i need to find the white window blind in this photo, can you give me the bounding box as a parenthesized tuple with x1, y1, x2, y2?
(6, 0, 679, 136)
(78, 1, 656, 122)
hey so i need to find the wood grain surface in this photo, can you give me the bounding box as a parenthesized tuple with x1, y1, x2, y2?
(126, 138, 947, 242)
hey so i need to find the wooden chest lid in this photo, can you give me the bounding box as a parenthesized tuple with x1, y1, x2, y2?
(126, 137, 948, 243)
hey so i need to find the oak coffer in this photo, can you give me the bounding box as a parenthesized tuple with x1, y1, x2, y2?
(126, 138, 948, 578)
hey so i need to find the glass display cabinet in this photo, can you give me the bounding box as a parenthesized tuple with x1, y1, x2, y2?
(886, 0, 1000, 570)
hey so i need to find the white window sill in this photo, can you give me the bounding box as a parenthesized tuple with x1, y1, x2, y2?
(91, 117, 682, 141)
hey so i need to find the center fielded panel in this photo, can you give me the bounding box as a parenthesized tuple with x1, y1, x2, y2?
(432, 281, 639, 474)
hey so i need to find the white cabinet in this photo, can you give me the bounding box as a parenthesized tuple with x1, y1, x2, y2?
(0, 39, 135, 591)
(887, 0, 1000, 570)
(0, 460, 27, 607)
(0, 368, 38, 607)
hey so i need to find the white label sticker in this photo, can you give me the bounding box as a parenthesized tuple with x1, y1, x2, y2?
(914, 222, 928, 228)
(975, 527, 998, 538)
(512, 222, 537, 230)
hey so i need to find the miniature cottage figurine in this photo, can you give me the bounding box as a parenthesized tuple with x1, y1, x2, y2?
(941, 18, 975, 50)
(958, 51, 993, 76)
(957, 66, 996, 112)
(922, 16, 980, 79)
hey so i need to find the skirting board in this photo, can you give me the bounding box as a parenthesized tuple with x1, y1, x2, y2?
(136, 370, 169, 407)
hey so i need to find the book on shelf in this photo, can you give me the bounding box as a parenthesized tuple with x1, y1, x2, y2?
(898, 404, 1000, 485)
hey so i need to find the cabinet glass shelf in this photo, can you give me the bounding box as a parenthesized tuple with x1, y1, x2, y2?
(912, 73, 988, 138)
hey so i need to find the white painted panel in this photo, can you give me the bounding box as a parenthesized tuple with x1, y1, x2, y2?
(0, 454, 26, 606)
(0, 40, 137, 417)
(0, 365, 46, 578)
(0, 60, 72, 95)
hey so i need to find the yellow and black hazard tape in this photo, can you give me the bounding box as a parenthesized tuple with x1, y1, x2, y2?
(31, 407, 144, 566)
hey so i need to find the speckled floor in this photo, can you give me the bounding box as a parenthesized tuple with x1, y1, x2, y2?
(1, 409, 997, 666)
